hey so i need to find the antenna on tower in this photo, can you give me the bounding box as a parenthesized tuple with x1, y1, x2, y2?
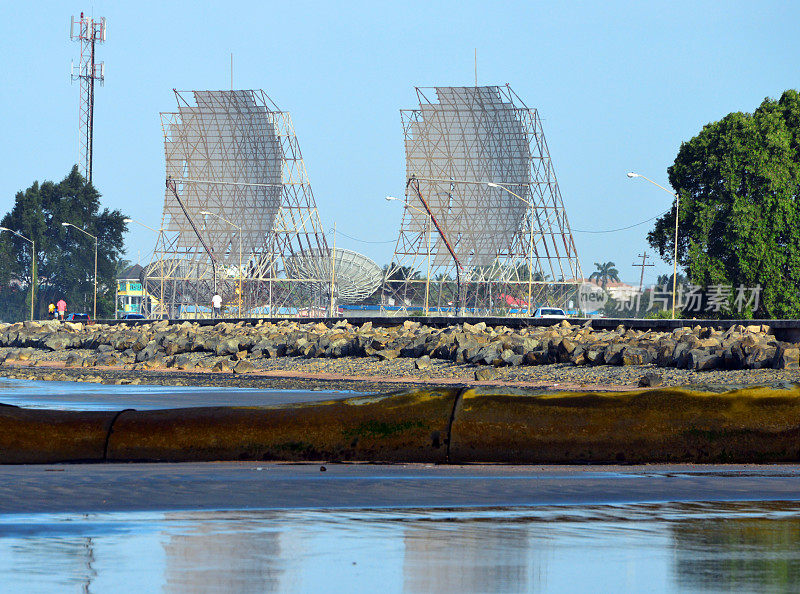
(70, 12, 106, 185)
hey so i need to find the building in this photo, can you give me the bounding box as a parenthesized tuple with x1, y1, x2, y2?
(115, 264, 149, 318)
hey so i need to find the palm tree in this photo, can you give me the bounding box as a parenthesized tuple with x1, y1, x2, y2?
(589, 261, 620, 289)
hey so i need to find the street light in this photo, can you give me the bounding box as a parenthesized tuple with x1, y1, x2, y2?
(200, 210, 243, 316)
(386, 195, 433, 314)
(627, 172, 680, 319)
(123, 218, 163, 319)
(123, 217, 159, 233)
(393, 177, 544, 317)
(61, 222, 98, 320)
(0, 227, 35, 321)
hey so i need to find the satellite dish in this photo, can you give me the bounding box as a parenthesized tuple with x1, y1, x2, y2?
(285, 248, 382, 304)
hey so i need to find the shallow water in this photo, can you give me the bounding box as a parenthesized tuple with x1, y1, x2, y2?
(2, 502, 800, 592)
(0, 377, 358, 410)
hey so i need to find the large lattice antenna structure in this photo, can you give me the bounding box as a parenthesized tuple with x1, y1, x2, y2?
(70, 12, 106, 184)
(383, 85, 583, 315)
(145, 89, 330, 318)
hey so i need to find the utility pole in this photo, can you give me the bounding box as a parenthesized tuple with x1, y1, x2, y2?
(633, 252, 655, 293)
(632, 251, 655, 316)
(71, 13, 106, 185)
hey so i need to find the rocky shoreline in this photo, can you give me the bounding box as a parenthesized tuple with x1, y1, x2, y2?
(1, 318, 799, 391)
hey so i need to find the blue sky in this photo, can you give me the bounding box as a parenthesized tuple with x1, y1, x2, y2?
(1, 0, 797, 285)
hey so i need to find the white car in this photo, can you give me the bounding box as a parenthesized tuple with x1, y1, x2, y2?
(533, 307, 566, 318)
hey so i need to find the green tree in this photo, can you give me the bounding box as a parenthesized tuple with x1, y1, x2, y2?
(656, 272, 687, 288)
(589, 261, 620, 288)
(648, 90, 800, 318)
(0, 166, 128, 321)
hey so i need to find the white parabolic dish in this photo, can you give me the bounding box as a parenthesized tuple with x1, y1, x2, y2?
(285, 248, 383, 304)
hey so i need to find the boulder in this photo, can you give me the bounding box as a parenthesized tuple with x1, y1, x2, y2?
(43, 335, 71, 351)
(173, 354, 196, 371)
(474, 367, 500, 381)
(638, 371, 663, 387)
(585, 349, 604, 365)
(557, 337, 577, 361)
(215, 338, 240, 357)
(96, 353, 119, 367)
(377, 349, 399, 361)
(776, 346, 800, 370)
(622, 347, 654, 366)
(414, 355, 432, 370)
(64, 353, 82, 367)
(140, 355, 165, 370)
(131, 335, 149, 353)
(569, 347, 587, 366)
(233, 359, 255, 374)
(135, 342, 161, 363)
(687, 349, 721, 371)
(604, 343, 626, 366)
(745, 346, 776, 369)
(212, 359, 233, 373)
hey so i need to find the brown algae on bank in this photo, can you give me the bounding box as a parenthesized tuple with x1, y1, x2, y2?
(449, 385, 800, 463)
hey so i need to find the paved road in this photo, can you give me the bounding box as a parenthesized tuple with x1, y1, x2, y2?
(2, 463, 800, 514)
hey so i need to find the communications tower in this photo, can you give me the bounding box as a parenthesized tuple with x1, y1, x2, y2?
(70, 12, 106, 184)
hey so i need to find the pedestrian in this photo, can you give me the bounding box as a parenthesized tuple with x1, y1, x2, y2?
(56, 298, 66, 321)
(48, 303, 56, 319)
(212, 293, 222, 318)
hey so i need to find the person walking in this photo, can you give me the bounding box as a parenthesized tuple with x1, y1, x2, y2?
(48, 303, 56, 319)
(212, 293, 222, 319)
(56, 299, 66, 321)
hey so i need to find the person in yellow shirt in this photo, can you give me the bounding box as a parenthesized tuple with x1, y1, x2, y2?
(48, 303, 56, 319)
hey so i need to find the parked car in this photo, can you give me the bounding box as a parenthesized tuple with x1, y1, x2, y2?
(533, 307, 566, 318)
(65, 313, 91, 322)
(121, 313, 146, 320)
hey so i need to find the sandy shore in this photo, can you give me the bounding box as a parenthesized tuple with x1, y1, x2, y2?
(2, 462, 800, 514)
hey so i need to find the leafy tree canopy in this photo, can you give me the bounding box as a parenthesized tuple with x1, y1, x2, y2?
(648, 90, 800, 318)
(0, 166, 128, 321)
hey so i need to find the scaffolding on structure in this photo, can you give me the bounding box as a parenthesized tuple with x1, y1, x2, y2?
(383, 85, 583, 315)
(144, 89, 330, 318)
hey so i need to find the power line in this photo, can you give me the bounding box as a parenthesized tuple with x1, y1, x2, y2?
(332, 228, 395, 244)
(573, 210, 669, 234)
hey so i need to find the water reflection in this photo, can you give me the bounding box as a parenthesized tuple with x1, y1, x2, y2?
(402, 516, 539, 591)
(163, 511, 284, 593)
(0, 377, 359, 411)
(671, 502, 800, 591)
(2, 502, 800, 592)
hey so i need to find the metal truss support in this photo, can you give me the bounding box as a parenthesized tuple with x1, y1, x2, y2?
(70, 13, 106, 184)
(383, 85, 583, 315)
(144, 89, 330, 319)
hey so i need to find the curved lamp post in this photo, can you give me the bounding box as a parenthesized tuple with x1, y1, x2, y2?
(0, 227, 35, 320)
(402, 176, 538, 316)
(488, 182, 535, 316)
(123, 218, 163, 319)
(61, 222, 98, 320)
(387, 195, 433, 314)
(627, 172, 680, 319)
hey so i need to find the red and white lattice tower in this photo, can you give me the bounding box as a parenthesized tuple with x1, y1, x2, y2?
(70, 12, 106, 184)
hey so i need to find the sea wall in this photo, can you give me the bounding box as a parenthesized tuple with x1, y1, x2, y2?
(3, 386, 800, 464)
(0, 318, 796, 374)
